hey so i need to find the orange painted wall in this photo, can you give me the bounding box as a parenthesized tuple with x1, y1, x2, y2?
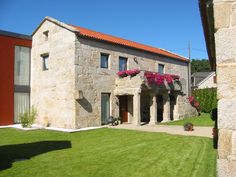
(0, 35, 31, 125)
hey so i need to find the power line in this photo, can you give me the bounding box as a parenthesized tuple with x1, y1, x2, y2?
(169, 48, 206, 53)
(192, 48, 207, 53)
(169, 48, 188, 52)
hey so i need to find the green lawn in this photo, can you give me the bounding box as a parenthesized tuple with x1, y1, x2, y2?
(0, 128, 216, 177)
(161, 113, 214, 127)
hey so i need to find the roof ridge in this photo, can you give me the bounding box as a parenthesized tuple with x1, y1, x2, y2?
(158, 47, 188, 60)
(69, 24, 188, 62)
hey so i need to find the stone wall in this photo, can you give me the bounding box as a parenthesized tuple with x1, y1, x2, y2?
(75, 37, 193, 127)
(31, 20, 77, 128)
(213, 0, 236, 176)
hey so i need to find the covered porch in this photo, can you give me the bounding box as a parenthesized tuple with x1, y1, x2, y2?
(114, 70, 182, 125)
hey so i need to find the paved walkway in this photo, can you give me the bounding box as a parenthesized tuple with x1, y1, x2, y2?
(110, 124, 212, 138)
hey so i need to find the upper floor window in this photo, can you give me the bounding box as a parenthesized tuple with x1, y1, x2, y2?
(100, 53, 109, 69)
(119, 57, 127, 71)
(158, 64, 165, 75)
(14, 46, 30, 86)
(41, 54, 49, 71)
(43, 30, 49, 41)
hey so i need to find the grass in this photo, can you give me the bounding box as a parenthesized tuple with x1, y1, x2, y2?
(0, 128, 216, 177)
(161, 113, 214, 127)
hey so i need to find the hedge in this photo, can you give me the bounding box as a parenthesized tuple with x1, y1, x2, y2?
(192, 88, 217, 113)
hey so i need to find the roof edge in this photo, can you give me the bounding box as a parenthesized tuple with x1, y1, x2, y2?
(31, 16, 79, 36)
(0, 29, 31, 40)
(32, 17, 189, 63)
(158, 47, 189, 62)
(199, 0, 216, 71)
(196, 71, 215, 86)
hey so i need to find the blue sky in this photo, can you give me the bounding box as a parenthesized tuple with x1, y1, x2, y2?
(0, 0, 207, 59)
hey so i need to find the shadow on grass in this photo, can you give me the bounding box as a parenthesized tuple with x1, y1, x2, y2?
(0, 141, 71, 171)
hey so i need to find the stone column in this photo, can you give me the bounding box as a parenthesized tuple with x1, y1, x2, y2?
(163, 93, 170, 122)
(173, 95, 180, 121)
(149, 94, 157, 124)
(133, 91, 141, 125)
(213, 1, 236, 176)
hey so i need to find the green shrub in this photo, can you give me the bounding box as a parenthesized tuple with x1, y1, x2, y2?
(192, 88, 217, 113)
(18, 106, 37, 128)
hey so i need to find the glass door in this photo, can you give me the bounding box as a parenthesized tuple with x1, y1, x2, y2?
(101, 93, 110, 125)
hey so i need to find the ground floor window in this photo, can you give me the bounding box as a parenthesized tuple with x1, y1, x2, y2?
(14, 92, 30, 123)
(101, 93, 110, 125)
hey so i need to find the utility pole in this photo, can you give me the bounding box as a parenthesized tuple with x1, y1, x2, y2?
(188, 41, 191, 96)
(188, 41, 191, 60)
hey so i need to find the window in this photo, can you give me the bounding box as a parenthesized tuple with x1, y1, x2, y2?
(14, 92, 30, 123)
(42, 54, 49, 70)
(100, 53, 109, 68)
(43, 30, 49, 41)
(101, 93, 110, 125)
(14, 46, 30, 86)
(119, 57, 127, 71)
(158, 64, 165, 75)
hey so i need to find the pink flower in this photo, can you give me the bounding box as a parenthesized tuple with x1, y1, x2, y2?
(164, 74, 173, 84)
(194, 101, 200, 108)
(117, 69, 140, 77)
(117, 71, 127, 77)
(188, 96, 195, 103)
(144, 71, 179, 86)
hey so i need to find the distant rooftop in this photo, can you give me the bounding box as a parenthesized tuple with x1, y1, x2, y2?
(192, 71, 214, 85)
(0, 29, 31, 40)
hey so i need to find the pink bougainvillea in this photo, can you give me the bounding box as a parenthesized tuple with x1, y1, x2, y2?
(164, 74, 173, 84)
(117, 69, 140, 77)
(117, 71, 127, 77)
(144, 71, 180, 86)
(125, 69, 140, 76)
(188, 96, 194, 103)
(188, 96, 200, 112)
(117, 70, 180, 87)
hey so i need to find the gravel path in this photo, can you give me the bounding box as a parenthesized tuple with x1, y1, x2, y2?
(110, 124, 212, 138)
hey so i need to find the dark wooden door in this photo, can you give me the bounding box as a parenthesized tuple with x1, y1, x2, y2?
(119, 96, 128, 123)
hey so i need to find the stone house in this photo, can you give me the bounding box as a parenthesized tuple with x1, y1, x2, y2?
(31, 17, 196, 129)
(191, 71, 217, 89)
(199, 0, 236, 176)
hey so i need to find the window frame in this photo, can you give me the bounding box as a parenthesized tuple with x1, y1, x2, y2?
(43, 30, 49, 41)
(41, 54, 49, 71)
(14, 46, 31, 86)
(100, 53, 109, 69)
(158, 63, 165, 75)
(119, 56, 128, 71)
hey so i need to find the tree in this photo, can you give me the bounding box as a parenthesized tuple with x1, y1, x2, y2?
(191, 59, 211, 74)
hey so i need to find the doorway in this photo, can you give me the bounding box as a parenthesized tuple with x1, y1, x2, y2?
(119, 96, 128, 123)
(157, 95, 164, 122)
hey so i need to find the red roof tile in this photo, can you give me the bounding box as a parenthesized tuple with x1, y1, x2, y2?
(70, 25, 189, 62)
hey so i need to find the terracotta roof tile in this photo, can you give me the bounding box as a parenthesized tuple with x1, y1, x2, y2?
(69, 25, 189, 62)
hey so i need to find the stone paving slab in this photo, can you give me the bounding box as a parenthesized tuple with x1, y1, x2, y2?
(110, 124, 213, 138)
